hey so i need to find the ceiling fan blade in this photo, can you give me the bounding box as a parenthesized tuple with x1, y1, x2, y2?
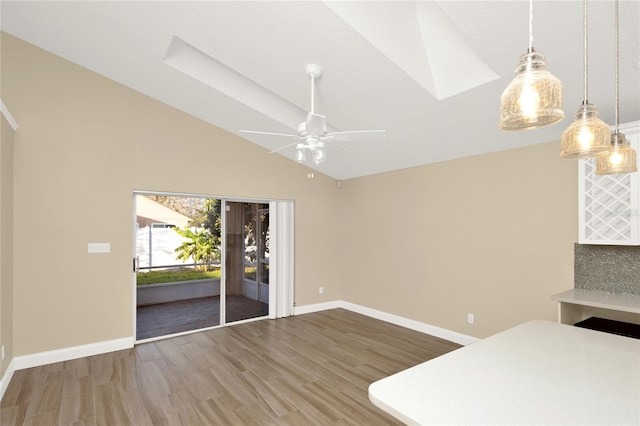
(305, 113, 326, 134)
(239, 130, 299, 138)
(326, 129, 386, 142)
(268, 140, 303, 154)
(324, 140, 350, 152)
(326, 129, 386, 136)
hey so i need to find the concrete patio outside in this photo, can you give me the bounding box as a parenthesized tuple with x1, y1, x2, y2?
(136, 295, 268, 340)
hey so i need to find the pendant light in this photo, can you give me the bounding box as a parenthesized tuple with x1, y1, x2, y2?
(595, 0, 637, 175)
(499, 0, 564, 131)
(560, 0, 610, 158)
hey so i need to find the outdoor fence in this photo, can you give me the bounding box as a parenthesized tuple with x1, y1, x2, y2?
(136, 226, 220, 271)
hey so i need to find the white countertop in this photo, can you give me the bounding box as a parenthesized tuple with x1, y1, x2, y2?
(369, 320, 640, 425)
(551, 288, 640, 314)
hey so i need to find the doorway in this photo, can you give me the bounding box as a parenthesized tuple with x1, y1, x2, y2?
(133, 193, 291, 341)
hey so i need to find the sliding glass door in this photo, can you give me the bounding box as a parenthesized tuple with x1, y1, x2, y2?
(134, 193, 283, 341)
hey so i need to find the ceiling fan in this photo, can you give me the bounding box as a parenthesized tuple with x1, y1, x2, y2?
(239, 64, 385, 166)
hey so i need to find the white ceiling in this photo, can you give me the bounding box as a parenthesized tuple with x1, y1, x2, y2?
(2, 1, 639, 180)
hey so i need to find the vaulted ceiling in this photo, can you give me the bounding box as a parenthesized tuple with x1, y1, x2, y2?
(2, 1, 639, 180)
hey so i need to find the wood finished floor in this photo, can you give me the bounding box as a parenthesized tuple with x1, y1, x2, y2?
(1, 309, 461, 425)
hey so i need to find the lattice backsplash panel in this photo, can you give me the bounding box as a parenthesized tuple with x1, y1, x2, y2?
(583, 157, 634, 242)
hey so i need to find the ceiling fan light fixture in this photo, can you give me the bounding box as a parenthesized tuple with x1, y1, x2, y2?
(312, 143, 326, 166)
(295, 143, 306, 163)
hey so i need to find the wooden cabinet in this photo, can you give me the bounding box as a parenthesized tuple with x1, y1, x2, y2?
(579, 121, 640, 245)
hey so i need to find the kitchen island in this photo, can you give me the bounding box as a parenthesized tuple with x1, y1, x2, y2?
(369, 320, 640, 425)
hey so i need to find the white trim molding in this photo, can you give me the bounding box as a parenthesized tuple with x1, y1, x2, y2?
(294, 300, 343, 315)
(0, 358, 16, 401)
(269, 201, 295, 319)
(294, 300, 479, 346)
(1, 99, 19, 131)
(3, 300, 475, 394)
(13, 336, 134, 371)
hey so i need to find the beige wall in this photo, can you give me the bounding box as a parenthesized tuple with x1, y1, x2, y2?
(2, 30, 579, 360)
(2, 33, 342, 356)
(338, 141, 578, 338)
(1, 114, 15, 376)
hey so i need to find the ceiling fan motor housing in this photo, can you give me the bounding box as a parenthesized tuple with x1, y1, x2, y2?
(297, 120, 327, 138)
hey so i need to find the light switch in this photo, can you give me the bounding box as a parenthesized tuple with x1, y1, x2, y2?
(88, 243, 110, 253)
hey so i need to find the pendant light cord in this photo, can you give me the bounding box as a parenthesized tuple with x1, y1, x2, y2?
(528, 0, 533, 52)
(615, 0, 619, 132)
(583, 0, 588, 103)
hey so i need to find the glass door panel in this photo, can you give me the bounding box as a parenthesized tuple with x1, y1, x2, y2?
(224, 202, 269, 323)
(135, 193, 222, 340)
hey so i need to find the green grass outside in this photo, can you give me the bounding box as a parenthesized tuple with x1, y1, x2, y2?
(137, 268, 221, 286)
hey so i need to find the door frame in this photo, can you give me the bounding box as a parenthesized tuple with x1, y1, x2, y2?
(132, 190, 294, 343)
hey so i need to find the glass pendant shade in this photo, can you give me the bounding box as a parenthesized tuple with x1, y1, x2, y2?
(595, 132, 637, 175)
(499, 50, 564, 131)
(295, 144, 306, 163)
(595, 0, 637, 176)
(560, 103, 611, 158)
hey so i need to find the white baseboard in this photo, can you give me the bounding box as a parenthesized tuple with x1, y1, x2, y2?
(293, 300, 343, 315)
(340, 301, 479, 346)
(295, 300, 479, 346)
(13, 336, 134, 371)
(3, 300, 475, 392)
(0, 358, 16, 401)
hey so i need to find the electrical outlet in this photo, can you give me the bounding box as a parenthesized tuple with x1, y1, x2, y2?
(1, 345, 5, 361)
(88, 243, 110, 253)
(467, 313, 475, 324)
(319, 287, 324, 295)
